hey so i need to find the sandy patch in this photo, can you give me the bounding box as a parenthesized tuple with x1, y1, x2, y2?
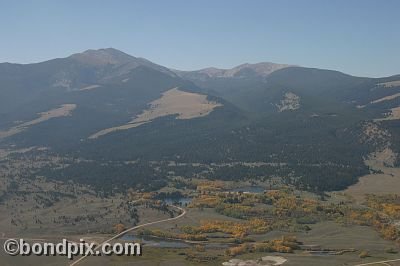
(222, 256, 287, 266)
(367, 148, 397, 168)
(89, 88, 222, 139)
(374, 106, 400, 121)
(371, 93, 400, 104)
(276, 92, 300, 112)
(79, 85, 101, 91)
(0, 104, 76, 139)
(133, 87, 222, 120)
(377, 80, 400, 88)
(52, 79, 72, 89)
(0, 147, 37, 159)
(358, 92, 400, 108)
(89, 121, 149, 139)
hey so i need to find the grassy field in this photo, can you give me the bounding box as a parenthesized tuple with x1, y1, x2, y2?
(89, 88, 222, 139)
(1, 153, 399, 266)
(345, 151, 400, 202)
(3, 221, 398, 266)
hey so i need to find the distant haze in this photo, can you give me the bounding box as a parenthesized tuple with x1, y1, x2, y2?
(0, 1, 399, 77)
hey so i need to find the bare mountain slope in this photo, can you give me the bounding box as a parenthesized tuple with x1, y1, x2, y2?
(173, 62, 292, 81)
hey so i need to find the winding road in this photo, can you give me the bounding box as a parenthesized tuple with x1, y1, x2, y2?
(69, 205, 186, 266)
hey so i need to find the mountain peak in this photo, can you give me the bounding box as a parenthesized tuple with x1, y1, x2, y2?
(68, 48, 177, 78)
(228, 62, 293, 77)
(174, 62, 293, 81)
(69, 48, 135, 66)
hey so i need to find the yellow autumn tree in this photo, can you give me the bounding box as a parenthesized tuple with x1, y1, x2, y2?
(114, 223, 126, 234)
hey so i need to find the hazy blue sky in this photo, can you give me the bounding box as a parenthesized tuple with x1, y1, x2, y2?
(0, 0, 399, 77)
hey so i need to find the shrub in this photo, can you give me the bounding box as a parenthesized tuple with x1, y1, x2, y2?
(385, 247, 398, 254)
(359, 250, 370, 258)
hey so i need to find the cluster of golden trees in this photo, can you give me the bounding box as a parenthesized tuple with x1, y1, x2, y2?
(196, 181, 225, 193)
(366, 194, 400, 219)
(181, 219, 271, 239)
(348, 209, 399, 241)
(114, 223, 126, 233)
(226, 236, 300, 256)
(189, 194, 220, 208)
(189, 187, 334, 230)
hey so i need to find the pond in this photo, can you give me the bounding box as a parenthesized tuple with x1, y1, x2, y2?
(163, 197, 192, 206)
(121, 235, 231, 249)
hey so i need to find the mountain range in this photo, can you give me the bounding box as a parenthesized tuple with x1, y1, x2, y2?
(1, 48, 400, 192)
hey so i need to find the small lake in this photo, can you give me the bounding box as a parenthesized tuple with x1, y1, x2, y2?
(122, 235, 230, 249)
(163, 197, 192, 206)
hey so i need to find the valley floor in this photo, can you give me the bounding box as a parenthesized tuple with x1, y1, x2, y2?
(1, 141, 400, 266)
